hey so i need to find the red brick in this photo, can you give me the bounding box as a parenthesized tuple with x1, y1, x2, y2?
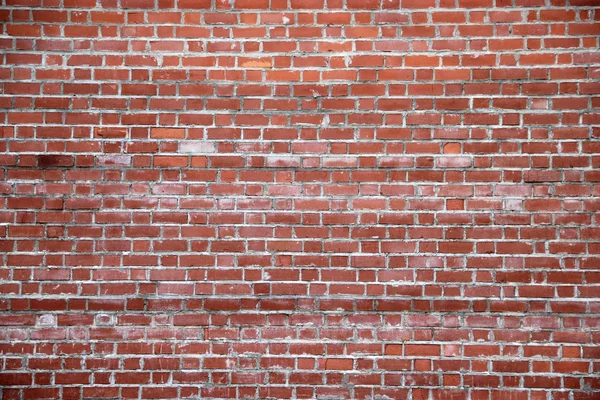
(150, 128, 185, 139)
(0, 2, 597, 398)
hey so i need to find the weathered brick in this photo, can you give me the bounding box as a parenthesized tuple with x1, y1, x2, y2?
(0, 1, 598, 399)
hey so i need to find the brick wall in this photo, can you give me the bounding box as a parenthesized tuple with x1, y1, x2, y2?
(1, 0, 600, 398)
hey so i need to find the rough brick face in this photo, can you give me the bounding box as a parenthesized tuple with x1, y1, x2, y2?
(1, 0, 599, 398)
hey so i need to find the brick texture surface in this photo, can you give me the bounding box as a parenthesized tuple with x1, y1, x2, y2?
(1, 0, 600, 399)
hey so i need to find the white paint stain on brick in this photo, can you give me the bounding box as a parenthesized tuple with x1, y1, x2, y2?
(37, 314, 56, 327)
(179, 142, 215, 153)
(96, 155, 131, 166)
(506, 199, 522, 211)
(265, 156, 301, 168)
(344, 55, 352, 67)
(95, 314, 114, 326)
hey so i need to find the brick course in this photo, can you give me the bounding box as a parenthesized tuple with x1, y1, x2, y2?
(1, 0, 600, 399)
